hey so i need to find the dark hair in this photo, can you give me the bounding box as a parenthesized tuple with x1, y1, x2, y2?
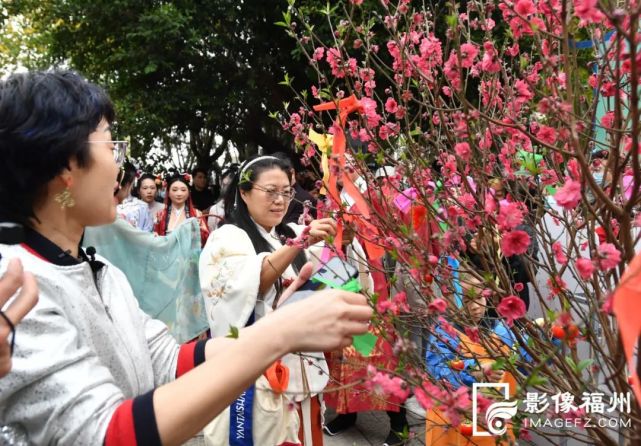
(224, 156, 307, 295)
(221, 164, 239, 182)
(0, 70, 115, 225)
(118, 161, 137, 188)
(192, 166, 208, 177)
(136, 173, 158, 193)
(166, 174, 190, 191)
(271, 152, 294, 171)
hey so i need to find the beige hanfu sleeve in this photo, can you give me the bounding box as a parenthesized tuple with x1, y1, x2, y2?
(199, 224, 270, 337)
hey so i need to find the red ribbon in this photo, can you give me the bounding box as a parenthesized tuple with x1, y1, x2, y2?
(613, 253, 641, 405)
(313, 95, 384, 260)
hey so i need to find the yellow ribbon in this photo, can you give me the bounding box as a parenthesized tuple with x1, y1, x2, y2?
(308, 129, 333, 195)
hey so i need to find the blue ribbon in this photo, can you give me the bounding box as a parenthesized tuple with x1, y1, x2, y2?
(229, 311, 256, 445)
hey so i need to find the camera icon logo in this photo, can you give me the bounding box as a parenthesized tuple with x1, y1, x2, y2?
(472, 383, 518, 436)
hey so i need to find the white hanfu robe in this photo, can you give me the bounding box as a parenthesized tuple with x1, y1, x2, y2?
(200, 222, 328, 445)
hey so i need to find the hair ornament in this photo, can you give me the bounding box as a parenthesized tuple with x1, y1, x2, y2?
(239, 156, 279, 179)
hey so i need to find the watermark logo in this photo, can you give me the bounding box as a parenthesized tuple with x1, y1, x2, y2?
(472, 383, 518, 436)
(472, 384, 632, 436)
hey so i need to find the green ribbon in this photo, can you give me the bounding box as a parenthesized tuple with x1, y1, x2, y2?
(314, 270, 378, 356)
(352, 332, 378, 357)
(516, 150, 544, 174)
(312, 276, 362, 293)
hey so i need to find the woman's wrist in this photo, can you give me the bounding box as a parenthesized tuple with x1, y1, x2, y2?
(251, 313, 293, 355)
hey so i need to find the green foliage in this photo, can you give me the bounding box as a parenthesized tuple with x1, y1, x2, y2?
(226, 325, 239, 339)
(1, 0, 326, 168)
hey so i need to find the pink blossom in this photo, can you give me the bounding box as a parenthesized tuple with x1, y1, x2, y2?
(368, 371, 410, 404)
(414, 385, 435, 410)
(601, 111, 615, 129)
(506, 43, 520, 57)
(515, 0, 537, 16)
(385, 97, 398, 114)
(547, 275, 567, 297)
(497, 202, 524, 230)
(350, 0, 364, 5)
(464, 326, 480, 343)
(567, 159, 582, 181)
(515, 79, 534, 103)
(601, 292, 614, 314)
(325, 48, 342, 75)
(378, 125, 390, 140)
(554, 179, 582, 210)
(480, 42, 501, 73)
(552, 241, 568, 264)
(574, 0, 605, 25)
(359, 67, 375, 81)
(359, 97, 381, 128)
(439, 387, 471, 427)
(391, 291, 410, 313)
(596, 243, 621, 271)
(439, 317, 458, 338)
(576, 257, 595, 279)
(376, 299, 393, 314)
(459, 43, 479, 68)
(454, 142, 471, 161)
(312, 47, 325, 61)
(497, 295, 526, 326)
(537, 125, 557, 144)
(429, 298, 448, 313)
(358, 128, 371, 142)
(500, 230, 531, 257)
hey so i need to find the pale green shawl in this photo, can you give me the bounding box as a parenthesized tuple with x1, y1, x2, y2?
(84, 218, 208, 343)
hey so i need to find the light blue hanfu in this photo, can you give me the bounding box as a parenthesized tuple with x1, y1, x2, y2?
(83, 218, 208, 343)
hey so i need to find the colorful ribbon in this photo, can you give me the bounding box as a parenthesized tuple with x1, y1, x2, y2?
(308, 129, 333, 195)
(312, 95, 384, 260)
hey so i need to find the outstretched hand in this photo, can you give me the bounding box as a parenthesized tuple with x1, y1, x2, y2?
(266, 262, 372, 353)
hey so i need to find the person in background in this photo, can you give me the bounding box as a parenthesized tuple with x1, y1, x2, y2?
(0, 69, 372, 446)
(154, 173, 209, 246)
(207, 165, 238, 232)
(136, 173, 164, 225)
(273, 153, 317, 225)
(190, 166, 216, 211)
(425, 274, 516, 445)
(115, 162, 153, 232)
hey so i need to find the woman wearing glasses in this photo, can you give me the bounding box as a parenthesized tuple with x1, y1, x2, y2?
(154, 173, 209, 246)
(199, 155, 341, 445)
(0, 70, 372, 446)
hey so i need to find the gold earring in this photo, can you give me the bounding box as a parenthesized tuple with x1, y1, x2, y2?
(54, 188, 75, 209)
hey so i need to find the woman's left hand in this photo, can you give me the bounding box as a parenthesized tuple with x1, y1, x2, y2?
(307, 218, 337, 245)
